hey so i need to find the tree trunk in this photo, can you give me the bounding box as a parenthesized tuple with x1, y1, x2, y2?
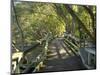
(83, 6, 95, 33)
(12, 0, 24, 50)
(64, 4, 95, 42)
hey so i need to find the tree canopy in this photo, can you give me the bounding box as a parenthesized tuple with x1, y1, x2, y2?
(12, 1, 96, 49)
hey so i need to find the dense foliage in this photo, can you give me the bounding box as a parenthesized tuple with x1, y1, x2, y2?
(12, 2, 96, 49)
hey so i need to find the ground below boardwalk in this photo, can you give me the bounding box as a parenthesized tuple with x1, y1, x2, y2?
(40, 38, 87, 72)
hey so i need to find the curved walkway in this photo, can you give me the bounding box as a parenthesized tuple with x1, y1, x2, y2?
(41, 38, 86, 72)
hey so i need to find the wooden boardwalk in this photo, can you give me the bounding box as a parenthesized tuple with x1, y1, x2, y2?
(43, 56, 86, 72)
(39, 38, 86, 72)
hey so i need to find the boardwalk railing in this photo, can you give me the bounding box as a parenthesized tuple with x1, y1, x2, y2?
(63, 34, 80, 56)
(12, 42, 41, 74)
(64, 33, 96, 69)
(12, 34, 52, 74)
(22, 40, 49, 73)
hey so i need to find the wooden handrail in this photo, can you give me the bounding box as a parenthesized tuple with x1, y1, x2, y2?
(64, 34, 79, 42)
(22, 40, 48, 73)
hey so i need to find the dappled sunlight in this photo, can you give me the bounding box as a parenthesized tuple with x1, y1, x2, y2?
(59, 48, 66, 54)
(11, 1, 96, 74)
(12, 52, 23, 60)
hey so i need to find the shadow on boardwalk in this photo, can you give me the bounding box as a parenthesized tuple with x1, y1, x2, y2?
(40, 38, 87, 72)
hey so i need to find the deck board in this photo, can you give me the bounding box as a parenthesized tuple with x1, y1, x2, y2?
(38, 38, 87, 72)
(41, 56, 86, 72)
